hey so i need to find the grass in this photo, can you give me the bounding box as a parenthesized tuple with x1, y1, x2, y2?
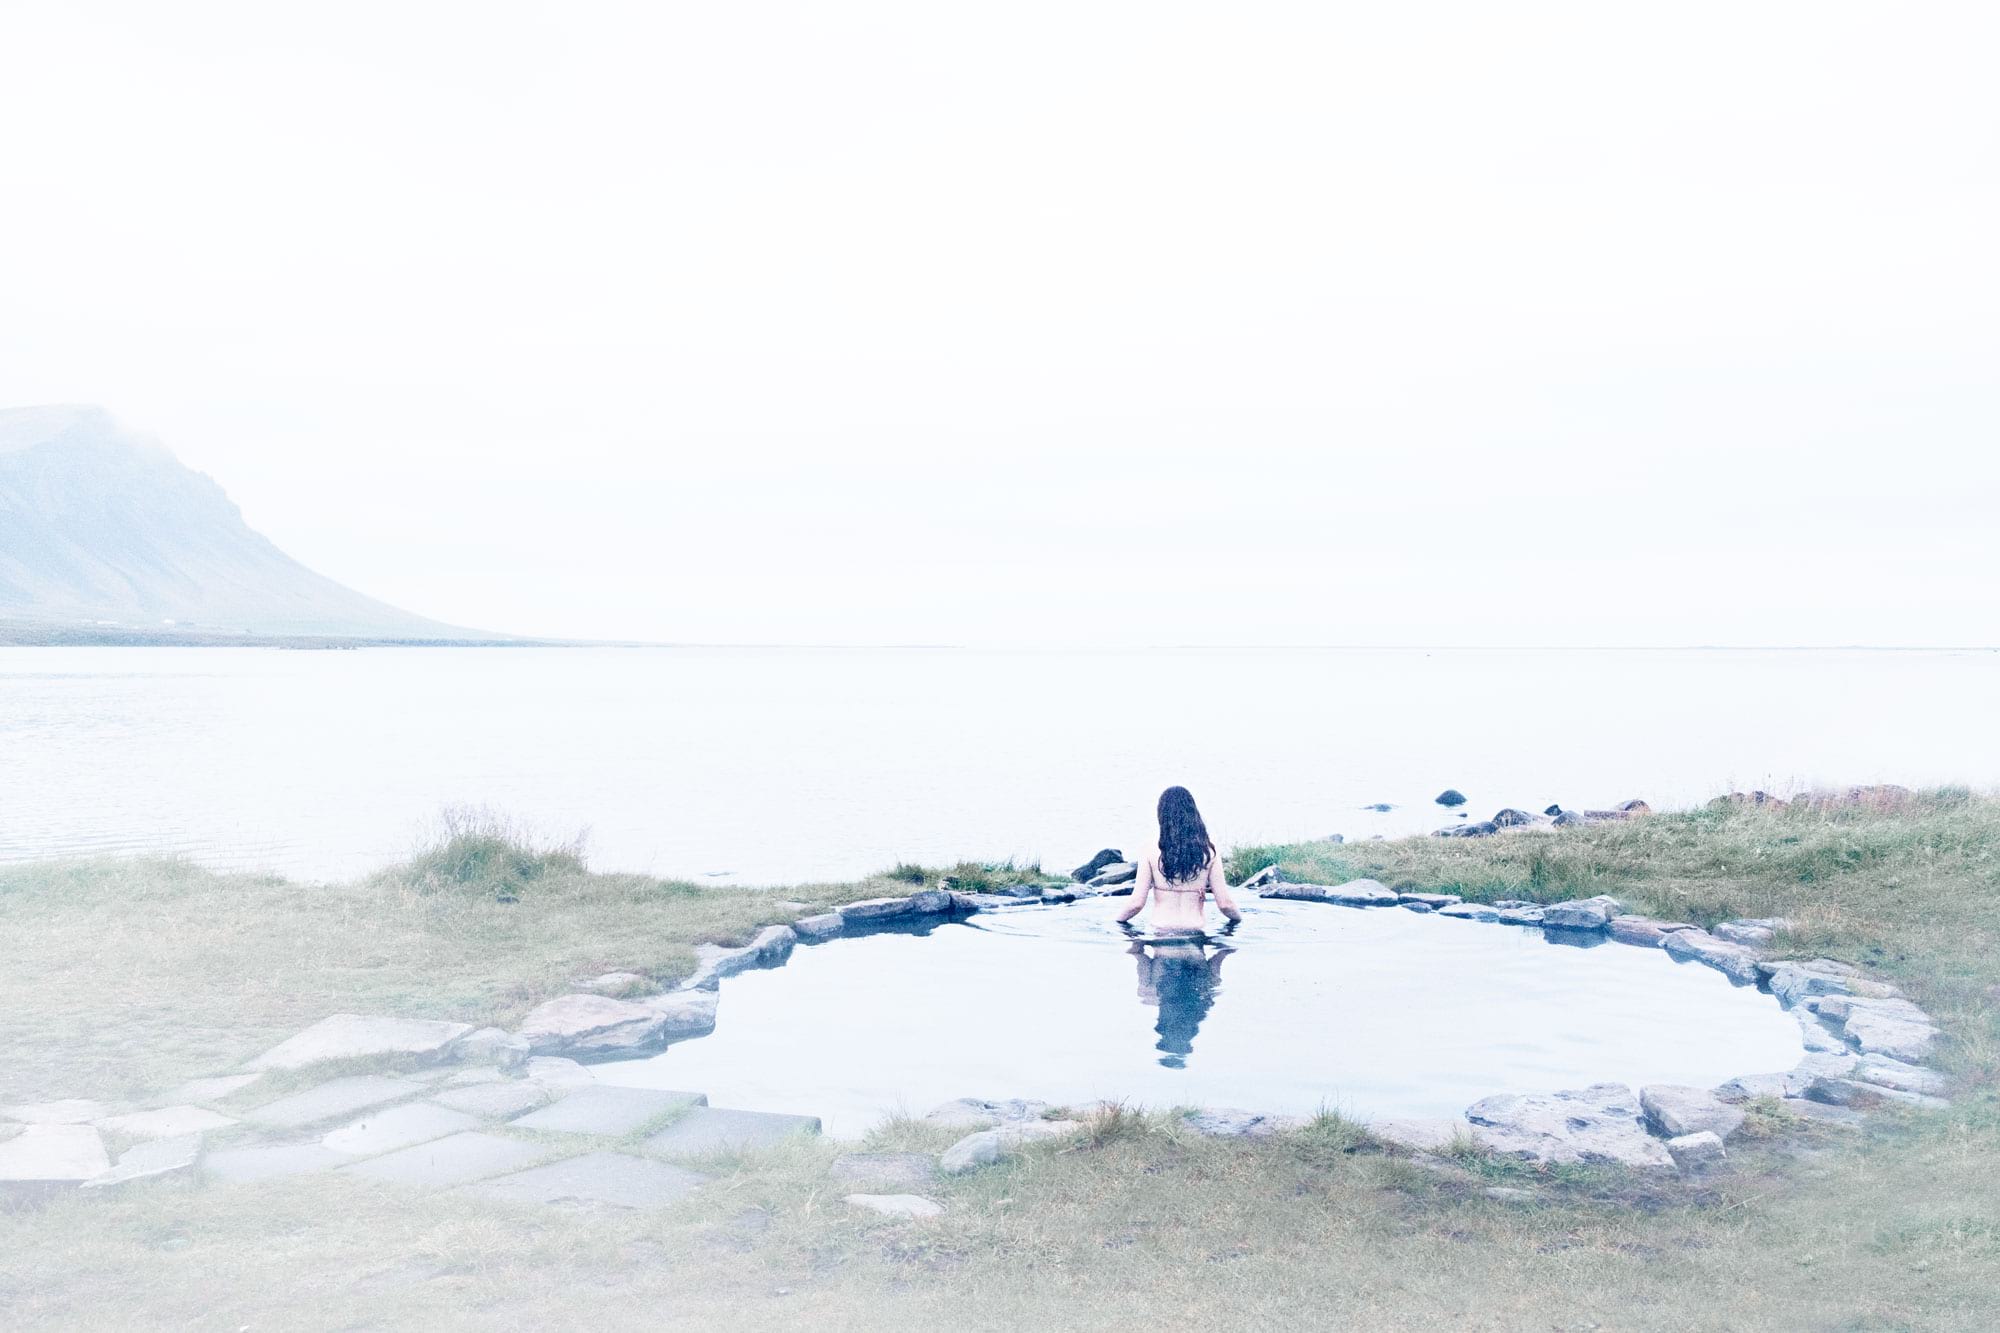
(4, 794, 2000, 1329)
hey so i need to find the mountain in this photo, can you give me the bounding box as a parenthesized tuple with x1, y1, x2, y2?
(0, 405, 489, 640)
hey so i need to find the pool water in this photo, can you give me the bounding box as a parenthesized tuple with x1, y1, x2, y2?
(596, 898, 1805, 1138)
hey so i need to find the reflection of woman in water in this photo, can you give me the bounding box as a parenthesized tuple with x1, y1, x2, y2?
(1114, 785, 1243, 933)
(1129, 937, 1234, 1067)
(1115, 786, 1244, 1065)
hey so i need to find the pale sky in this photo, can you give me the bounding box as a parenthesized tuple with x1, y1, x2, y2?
(1, 2, 1995, 645)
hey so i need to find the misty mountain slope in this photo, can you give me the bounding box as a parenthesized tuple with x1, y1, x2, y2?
(0, 405, 482, 638)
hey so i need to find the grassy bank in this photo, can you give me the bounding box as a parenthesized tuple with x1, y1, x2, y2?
(4, 796, 1999, 1330)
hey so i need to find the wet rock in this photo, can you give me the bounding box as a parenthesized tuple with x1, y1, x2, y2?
(1401, 901, 1435, 914)
(1182, 1108, 1304, 1138)
(1640, 1085, 1745, 1140)
(640, 990, 719, 1041)
(1541, 896, 1623, 930)
(830, 1153, 937, 1189)
(1854, 1054, 1948, 1096)
(1437, 902, 1500, 922)
(1071, 849, 1126, 882)
(1362, 803, 1395, 813)
(248, 1014, 473, 1072)
(1238, 864, 1284, 891)
(1435, 789, 1467, 807)
(1085, 863, 1138, 889)
(846, 1193, 942, 1219)
(1659, 930, 1762, 984)
(683, 924, 799, 989)
(1397, 892, 1462, 908)
(1465, 1083, 1674, 1169)
(1666, 1131, 1726, 1171)
(923, 1097, 1051, 1130)
(455, 1027, 531, 1070)
(516, 994, 673, 1056)
(1607, 916, 1696, 947)
(794, 912, 844, 941)
(1496, 905, 1548, 926)
(1794, 1009, 1850, 1054)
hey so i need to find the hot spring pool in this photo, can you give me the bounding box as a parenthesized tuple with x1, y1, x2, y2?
(595, 898, 1805, 1137)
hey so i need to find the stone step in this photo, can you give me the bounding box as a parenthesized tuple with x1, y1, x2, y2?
(642, 1107, 821, 1158)
(465, 1150, 709, 1209)
(242, 1075, 428, 1130)
(508, 1086, 706, 1137)
(340, 1131, 544, 1187)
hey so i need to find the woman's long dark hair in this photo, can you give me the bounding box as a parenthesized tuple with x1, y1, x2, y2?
(1157, 785, 1216, 883)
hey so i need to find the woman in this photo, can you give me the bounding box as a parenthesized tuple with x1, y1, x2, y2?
(1115, 785, 1243, 933)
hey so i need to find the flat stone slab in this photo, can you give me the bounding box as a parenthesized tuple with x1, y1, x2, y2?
(1640, 1085, 1746, 1140)
(516, 994, 672, 1056)
(341, 1132, 545, 1187)
(1467, 1083, 1674, 1170)
(2, 1099, 112, 1125)
(163, 1074, 263, 1104)
(431, 1082, 554, 1120)
(244, 1076, 426, 1129)
(830, 1153, 937, 1189)
(95, 1106, 239, 1139)
(512, 1086, 706, 1136)
(323, 1101, 483, 1156)
(205, 1142, 352, 1184)
(466, 1150, 709, 1209)
(249, 1014, 473, 1071)
(85, 1133, 204, 1189)
(846, 1193, 943, 1219)
(524, 1057, 598, 1091)
(0, 1124, 111, 1183)
(643, 1107, 820, 1158)
(923, 1098, 1051, 1130)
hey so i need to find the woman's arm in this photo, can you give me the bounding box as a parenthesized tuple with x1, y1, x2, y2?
(1210, 854, 1243, 922)
(1115, 856, 1153, 923)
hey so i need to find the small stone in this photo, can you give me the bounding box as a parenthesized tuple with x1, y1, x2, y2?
(1666, 1131, 1726, 1171)
(248, 1014, 473, 1072)
(0, 1124, 110, 1184)
(452, 1027, 531, 1070)
(830, 1153, 937, 1189)
(1640, 1085, 1745, 1140)
(794, 912, 844, 941)
(1397, 893, 1462, 908)
(84, 1133, 204, 1189)
(94, 1106, 237, 1139)
(846, 1193, 942, 1219)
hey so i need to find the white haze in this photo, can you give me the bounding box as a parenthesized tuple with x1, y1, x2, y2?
(0, 2, 1995, 646)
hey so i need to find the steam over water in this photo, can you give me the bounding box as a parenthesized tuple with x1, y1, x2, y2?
(1, 646, 1995, 884)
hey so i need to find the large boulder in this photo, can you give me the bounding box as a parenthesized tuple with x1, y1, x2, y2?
(248, 1014, 473, 1072)
(793, 912, 844, 942)
(1853, 1054, 1948, 1096)
(1490, 809, 1537, 828)
(1086, 862, 1138, 888)
(1639, 1085, 1745, 1140)
(642, 989, 720, 1040)
(1821, 996, 1938, 1062)
(1465, 1084, 1674, 1170)
(1071, 849, 1126, 882)
(1435, 789, 1468, 807)
(515, 994, 671, 1056)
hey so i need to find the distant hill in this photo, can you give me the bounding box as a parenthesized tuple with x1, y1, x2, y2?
(0, 405, 493, 640)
